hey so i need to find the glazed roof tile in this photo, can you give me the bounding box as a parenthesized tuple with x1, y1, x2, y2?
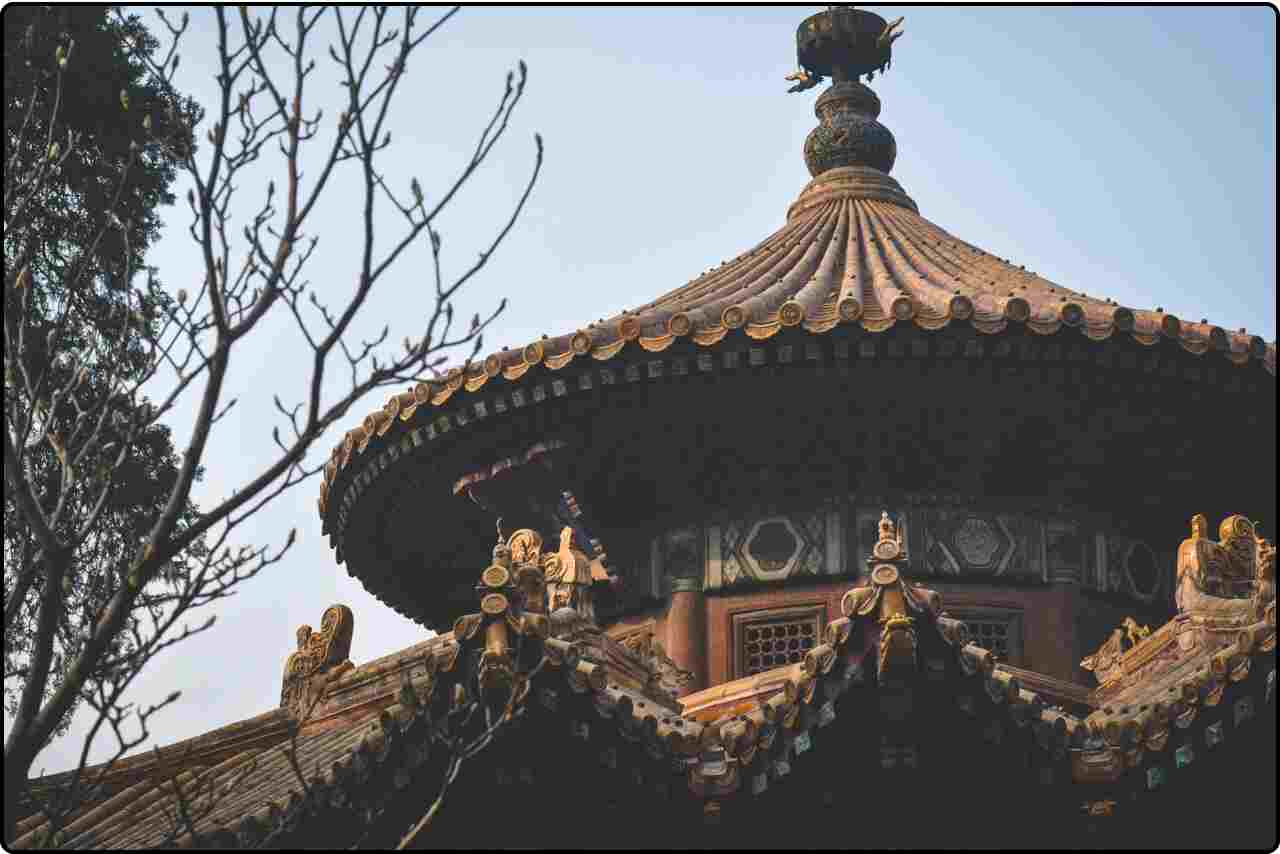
(21, 521, 1275, 847)
(316, 163, 1276, 524)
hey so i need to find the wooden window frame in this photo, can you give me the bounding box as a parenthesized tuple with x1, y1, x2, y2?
(948, 606, 1024, 665)
(731, 603, 825, 680)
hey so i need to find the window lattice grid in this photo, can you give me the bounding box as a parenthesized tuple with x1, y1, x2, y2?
(966, 620, 1011, 659)
(954, 611, 1022, 663)
(741, 616, 818, 676)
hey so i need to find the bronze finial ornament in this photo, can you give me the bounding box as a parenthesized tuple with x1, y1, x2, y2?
(787, 6, 903, 91)
(787, 7, 904, 177)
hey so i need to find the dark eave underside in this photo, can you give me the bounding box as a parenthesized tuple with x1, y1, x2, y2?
(329, 323, 1275, 628)
(319, 168, 1276, 538)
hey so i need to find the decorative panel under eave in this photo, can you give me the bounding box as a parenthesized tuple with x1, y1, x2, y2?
(917, 510, 1039, 580)
(705, 506, 839, 591)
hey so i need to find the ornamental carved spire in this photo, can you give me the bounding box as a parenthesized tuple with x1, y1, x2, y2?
(786, 6, 904, 177)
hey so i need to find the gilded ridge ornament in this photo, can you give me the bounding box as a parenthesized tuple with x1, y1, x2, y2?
(1174, 513, 1274, 621)
(507, 528, 544, 566)
(544, 526, 599, 623)
(1083, 514, 1275, 701)
(843, 510, 941, 683)
(280, 604, 355, 714)
(1080, 617, 1151, 684)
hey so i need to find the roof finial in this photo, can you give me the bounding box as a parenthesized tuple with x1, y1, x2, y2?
(788, 6, 903, 177)
(788, 6, 902, 89)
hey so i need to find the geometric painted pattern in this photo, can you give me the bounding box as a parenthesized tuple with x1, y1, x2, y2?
(918, 511, 1024, 579)
(719, 510, 826, 588)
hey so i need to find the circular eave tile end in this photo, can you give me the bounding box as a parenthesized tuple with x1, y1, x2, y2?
(891, 294, 914, 321)
(482, 565, 510, 589)
(1161, 314, 1182, 338)
(1248, 335, 1267, 359)
(483, 354, 502, 377)
(414, 380, 433, 403)
(362, 413, 378, 434)
(722, 305, 747, 330)
(779, 300, 805, 327)
(618, 316, 641, 341)
(570, 330, 592, 354)
(669, 312, 693, 337)
(837, 297, 863, 322)
(1112, 307, 1135, 333)
(871, 564, 899, 586)
(949, 294, 974, 320)
(1060, 302, 1084, 327)
(523, 340, 545, 365)
(1005, 297, 1031, 323)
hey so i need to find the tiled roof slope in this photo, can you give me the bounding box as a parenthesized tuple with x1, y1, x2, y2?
(316, 163, 1276, 524)
(11, 709, 294, 845)
(1068, 515, 1277, 784)
(18, 513, 1275, 847)
(13, 634, 452, 850)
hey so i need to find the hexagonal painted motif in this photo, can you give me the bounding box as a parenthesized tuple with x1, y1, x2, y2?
(718, 511, 827, 586)
(743, 517, 807, 581)
(748, 520, 800, 573)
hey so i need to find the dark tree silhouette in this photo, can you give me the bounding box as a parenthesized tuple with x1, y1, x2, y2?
(3, 6, 541, 844)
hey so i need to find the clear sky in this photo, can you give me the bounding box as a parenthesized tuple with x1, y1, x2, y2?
(14, 5, 1276, 776)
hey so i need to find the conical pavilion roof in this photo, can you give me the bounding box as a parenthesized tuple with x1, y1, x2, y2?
(318, 7, 1275, 543)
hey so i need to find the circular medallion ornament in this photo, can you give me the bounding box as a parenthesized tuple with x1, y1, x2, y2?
(952, 518, 1001, 567)
(871, 564, 899, 586)
(481, 592, 509, 616)
(482, 565, 511, 589)
(873, 539, 901, 561)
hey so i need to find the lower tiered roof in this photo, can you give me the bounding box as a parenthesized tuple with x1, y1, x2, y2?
(14, 512, 1275, 849)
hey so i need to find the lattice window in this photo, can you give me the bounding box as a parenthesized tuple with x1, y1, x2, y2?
(733, 606, 823, 678)
(952, 609, 1023, 664)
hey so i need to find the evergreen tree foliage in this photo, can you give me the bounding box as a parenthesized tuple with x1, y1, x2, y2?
(3, 5, 205, 742)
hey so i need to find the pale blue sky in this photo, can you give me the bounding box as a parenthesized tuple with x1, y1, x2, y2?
(17, 5, 1275, 775)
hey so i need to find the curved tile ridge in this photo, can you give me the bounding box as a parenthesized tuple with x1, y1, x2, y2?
(1070, 615, 1274, 786)
(318, 174, 1277, 522)
(671, 603, 1089, 809)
